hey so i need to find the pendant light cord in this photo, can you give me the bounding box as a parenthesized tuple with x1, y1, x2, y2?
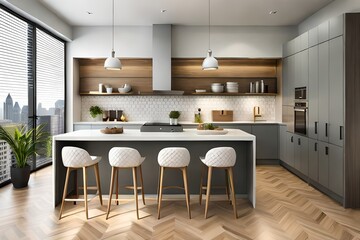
(112, 0, 115, 51)
(208, 0, 211, 50)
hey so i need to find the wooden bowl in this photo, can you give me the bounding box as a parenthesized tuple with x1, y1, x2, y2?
(100, 127, 123, 134)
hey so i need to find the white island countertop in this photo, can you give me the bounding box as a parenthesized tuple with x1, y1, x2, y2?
(54, 129, 256, 142)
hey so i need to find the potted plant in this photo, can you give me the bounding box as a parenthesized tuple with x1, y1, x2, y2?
(89, 105, 103, 121)
(169, 111, 181, 125)
(0, 124, 48, 188)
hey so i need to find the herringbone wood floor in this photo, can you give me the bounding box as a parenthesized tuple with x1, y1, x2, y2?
(0, 165, 360, 239)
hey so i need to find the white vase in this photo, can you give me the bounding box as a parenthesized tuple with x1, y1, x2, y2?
(169, 118, 178, 125)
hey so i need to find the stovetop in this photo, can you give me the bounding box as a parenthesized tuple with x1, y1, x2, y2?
(140, 122, 183, 132)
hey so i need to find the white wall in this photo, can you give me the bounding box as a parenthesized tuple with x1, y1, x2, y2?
(0, 0, 72, 40)
(298, 0, 360, 34)
(173, 26, 297, 58)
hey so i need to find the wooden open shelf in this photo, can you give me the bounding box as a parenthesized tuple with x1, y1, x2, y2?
(78, 58, 152, 95)
(171, 58, 279, 95)
(78, 58, 281, 96)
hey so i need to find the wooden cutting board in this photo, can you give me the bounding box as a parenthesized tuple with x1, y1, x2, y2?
(212, 110, 233, 122)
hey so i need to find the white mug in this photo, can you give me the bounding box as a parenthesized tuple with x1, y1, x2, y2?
(106, 87, 113, 94)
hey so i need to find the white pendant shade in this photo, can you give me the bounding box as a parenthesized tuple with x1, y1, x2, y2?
(202, 50, 218, 70)
(104, 0, 122, 70)
(104, 51, 122, 70)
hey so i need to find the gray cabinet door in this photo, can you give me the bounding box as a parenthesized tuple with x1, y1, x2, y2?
(294, 136, 301, 171)
(279, 125, 287, 162)
(308, 139, 319, 181)
(285, 132, 295, 167)
(318, 142, 329, 188)
(309, 27, 319, 48)
(282, 57, 290, 105)
(294, 50, 309, 88)
(299, 136, 309, 176)
(252, 125, 278, 159)
(294, 135, 309, 174)
(329, 15, 344, 39)
(329, 144, 344, 196)
(329, 36, 344, 147)
(308, 46, 319, 140)
(318, 42, 329, 142)
(288, 55, 295, 103)
(318, 21, 329, 43)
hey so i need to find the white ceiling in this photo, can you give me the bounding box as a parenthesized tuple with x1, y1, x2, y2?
(38, 0, 334, 27)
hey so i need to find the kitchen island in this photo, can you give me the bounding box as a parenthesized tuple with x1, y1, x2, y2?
(52, 129, 256, 207)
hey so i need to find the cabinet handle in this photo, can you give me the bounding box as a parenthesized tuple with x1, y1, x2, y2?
(315, 121, 318, 134)
(315, 142, 317, 151)
(291, 136, 293, 143)
(325, 123, 328, 137)
(340, 126, 344, 140)
(298, 138, 301, 145)
(325, 146, 329, 155)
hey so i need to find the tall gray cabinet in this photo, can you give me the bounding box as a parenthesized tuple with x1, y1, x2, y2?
(281, 13, 360, 208)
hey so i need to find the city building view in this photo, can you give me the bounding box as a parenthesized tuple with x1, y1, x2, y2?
(0, 93, 64, 185)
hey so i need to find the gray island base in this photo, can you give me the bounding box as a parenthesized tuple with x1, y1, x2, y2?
(52, 129, 256, 207)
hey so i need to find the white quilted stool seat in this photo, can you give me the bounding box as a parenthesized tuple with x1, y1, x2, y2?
(199, 147, 238, 219)
(157, 147, 191, 219)
(59, 147, 103, 220)
(106, 147, 146, 220)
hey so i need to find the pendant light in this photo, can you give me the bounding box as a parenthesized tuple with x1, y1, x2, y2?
(202, 0, 218, 70)
(104, 0, 122, 70)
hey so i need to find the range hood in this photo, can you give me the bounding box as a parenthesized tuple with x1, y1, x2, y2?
(152, 24, 172, 92)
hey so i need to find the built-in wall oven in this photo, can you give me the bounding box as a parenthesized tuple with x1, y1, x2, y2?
(294, 87, 308, 135)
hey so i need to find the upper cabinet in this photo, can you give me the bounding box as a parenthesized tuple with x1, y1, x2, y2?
(330, 15, 344, 39)
(318, 21, 329, 43)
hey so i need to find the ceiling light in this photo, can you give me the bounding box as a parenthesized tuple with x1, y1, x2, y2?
(269, 11, 278, 15)
(104, 0, 122, 70)
(202, 0, 218, 70)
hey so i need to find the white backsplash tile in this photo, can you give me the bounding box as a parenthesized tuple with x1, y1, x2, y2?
(81, 96, 276, 122)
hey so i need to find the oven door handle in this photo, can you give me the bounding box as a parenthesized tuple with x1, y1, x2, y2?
(294, 108, 307, 112)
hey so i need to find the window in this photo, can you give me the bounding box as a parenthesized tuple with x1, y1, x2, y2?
(0, 5, 65, 185)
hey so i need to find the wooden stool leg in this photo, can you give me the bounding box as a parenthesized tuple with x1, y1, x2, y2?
(157, 166, 164, 219)
(132, 167, 139, 219)
(106, 167, 116, 220)
(225, 169, 231, 204)
(83, 166, 89, 219)
(139, 165, 145, 205)
(157, 166, 161, 205)
(205, 166, 212, 219)
(182, 167, 191, 219)
(74, 170, 77, 205)
(94, 163, 103, 205)
(199, 165, 205, 205)
(228, 167, 238, 219)
(59, 167, 71, 220)
(116, 169, 119, 205)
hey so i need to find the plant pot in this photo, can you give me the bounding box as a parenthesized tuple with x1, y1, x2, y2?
(92, 115, 102, 122)
(11, 164, 31, 189)
(169, 118, 178, 125)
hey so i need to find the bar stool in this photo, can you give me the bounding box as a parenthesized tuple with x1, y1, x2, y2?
(157, 147, 191, 219)
(59, 146, 103, 220)
(106, 147, 145, 220)
(199, 147, 238, 219)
